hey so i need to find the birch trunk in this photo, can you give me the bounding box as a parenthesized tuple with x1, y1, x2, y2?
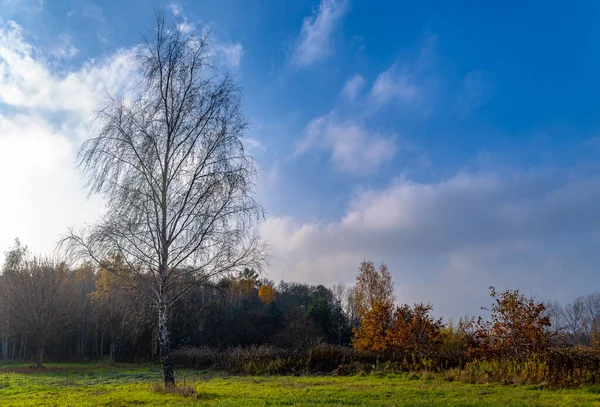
(158, 300, 175, 386)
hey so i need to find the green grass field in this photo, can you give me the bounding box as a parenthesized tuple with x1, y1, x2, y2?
(1, 364, 600, 406)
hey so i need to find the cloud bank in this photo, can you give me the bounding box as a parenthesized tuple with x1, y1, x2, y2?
(262, 170, 600, 317)
(0, 20, 137, 262)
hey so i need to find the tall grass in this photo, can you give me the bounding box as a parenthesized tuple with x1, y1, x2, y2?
(172, 344, 600, 387)
(172, 343, 460, 376)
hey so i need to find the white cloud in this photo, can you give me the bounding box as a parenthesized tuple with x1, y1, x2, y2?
(369, 65, 421, 107)
(0, 21, 138, 118)
(0, 20, 138, 265)
(0, 115, 105, 262)
(342, 74, 365, 101)
(242, 137, 263, 151)
(167, 2, 195, 34)
(292, 0, 348, 67)
(368, 34, 437, 112)
(215, 42, 243, 69)
(261, 170, 600, 317)
(177, 20, 195, 34)
(295, 113, 396, 175)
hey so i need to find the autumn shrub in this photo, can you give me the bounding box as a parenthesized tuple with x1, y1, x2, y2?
(462, 287, 550, 361)
(388, 303, 443, 359)
(353, 300, 451, 370)
(352, 301, 395, 351)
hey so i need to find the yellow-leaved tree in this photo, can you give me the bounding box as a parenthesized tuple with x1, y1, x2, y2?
(352, 261, 395, 351)
(258, 283, 276, 305)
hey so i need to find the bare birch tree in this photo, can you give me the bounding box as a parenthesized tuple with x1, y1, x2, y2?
(62, 12, 265, 386)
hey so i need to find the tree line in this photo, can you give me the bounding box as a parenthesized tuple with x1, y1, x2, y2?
(1, 246, 598, 370)
(0, 239, 358, 366)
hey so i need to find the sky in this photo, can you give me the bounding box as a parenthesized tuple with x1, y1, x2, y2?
(1, 0, 600, 318)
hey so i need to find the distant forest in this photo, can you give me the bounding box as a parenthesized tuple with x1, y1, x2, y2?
(0, 239, 597, 366)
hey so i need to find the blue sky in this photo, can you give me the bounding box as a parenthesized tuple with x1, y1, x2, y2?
(1, 0, 600, 317)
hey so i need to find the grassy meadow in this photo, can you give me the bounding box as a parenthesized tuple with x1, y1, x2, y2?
(1, 364, 600, 406)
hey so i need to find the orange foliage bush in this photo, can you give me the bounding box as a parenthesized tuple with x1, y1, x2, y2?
(352, 261, 446, 358)
(352, 301, 395, 351)
(462, 286, 550, 360)
(388, 303, 443, 358)
(353, 301, 443, 358)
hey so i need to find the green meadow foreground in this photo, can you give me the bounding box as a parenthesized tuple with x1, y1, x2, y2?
(1, 364, 600, 406)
